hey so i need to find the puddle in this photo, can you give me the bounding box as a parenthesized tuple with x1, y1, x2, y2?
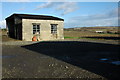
(100, 58, 120, 66)
(111, 61, 120, 65)
(100, 58, 108, 61)
(57, 56, 72, 62)
(0, 55, 16, 58)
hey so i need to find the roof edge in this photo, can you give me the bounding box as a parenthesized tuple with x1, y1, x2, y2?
(6, 13, 64, 21)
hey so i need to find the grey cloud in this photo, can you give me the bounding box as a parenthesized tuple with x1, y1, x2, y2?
(35, 2, 56, 10)
(18, 7, 25, 11)
(65, 17, 118, 28)
(72, 8, 118, 21)
(2, 0, 32, 2)
(65, 8, 118, 27)
(56, 2, 78, 15)
(0, 20, 6, 28)
(34, 2, 78, 15)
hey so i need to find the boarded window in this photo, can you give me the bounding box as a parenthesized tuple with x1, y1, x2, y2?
(51, 24, 57, 34)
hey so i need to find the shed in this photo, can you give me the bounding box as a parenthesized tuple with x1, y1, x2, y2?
(6, 13, 64, 41)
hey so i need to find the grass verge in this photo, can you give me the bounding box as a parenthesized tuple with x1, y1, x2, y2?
(64, 36, 98, 40)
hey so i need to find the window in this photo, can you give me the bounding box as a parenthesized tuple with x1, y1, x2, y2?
(51, 24, 57, 34)
(33, 24, 40, 34)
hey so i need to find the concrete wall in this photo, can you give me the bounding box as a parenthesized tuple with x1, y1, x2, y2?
(22, 19, 64, 41)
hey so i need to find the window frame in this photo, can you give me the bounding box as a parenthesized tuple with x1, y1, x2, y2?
(32, 23, 40, 34)
(51, 24, 58, 34)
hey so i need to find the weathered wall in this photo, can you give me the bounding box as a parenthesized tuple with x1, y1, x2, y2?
(22, 19, 64, 41)
(6, 18, 15, 38)
(14, 16, 22, 40)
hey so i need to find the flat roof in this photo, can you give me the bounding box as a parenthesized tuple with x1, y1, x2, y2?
(6, 13, 64, 21)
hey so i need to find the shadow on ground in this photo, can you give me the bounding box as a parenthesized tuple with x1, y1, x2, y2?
(21, 41, 120, 80)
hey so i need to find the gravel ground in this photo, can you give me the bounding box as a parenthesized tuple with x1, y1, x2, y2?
(2, 45, 104, 79)
(2, 40, 120, 80)
(1, 38, 119, 45)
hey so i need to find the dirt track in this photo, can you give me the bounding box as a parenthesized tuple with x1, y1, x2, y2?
(2, 41, 120, 80)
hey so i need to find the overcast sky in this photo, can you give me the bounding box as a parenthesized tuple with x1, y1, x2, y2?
(0, 1, 119, 28)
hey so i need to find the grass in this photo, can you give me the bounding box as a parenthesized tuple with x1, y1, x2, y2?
(64, 36, 98, 40)
(64, 31, 119, 38)
(64, 36, 120, 41)
(64, 37, 79, 39)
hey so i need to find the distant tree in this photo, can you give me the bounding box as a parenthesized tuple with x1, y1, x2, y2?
(2, 28, 7, 31)
(106, 31, 111, 33)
